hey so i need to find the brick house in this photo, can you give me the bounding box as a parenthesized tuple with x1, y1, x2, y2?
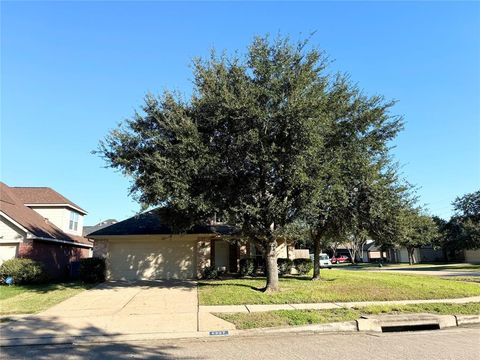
(0, 182, 92, 279)
(89, 208, 297, 280)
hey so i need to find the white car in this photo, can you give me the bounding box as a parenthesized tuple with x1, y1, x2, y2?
(309, 253, 332, 269)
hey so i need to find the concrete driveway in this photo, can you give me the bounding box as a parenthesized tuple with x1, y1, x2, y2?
(41, 280, 199, 332)
(1, 280, 232, 346)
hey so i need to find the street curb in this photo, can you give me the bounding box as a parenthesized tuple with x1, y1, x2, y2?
(455, 314, 480, 326)
(234, 321, 358, 336)
(0, 331, 218, 347)
(1, 315, 479, 347)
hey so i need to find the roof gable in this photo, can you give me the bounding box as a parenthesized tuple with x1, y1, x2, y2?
(0, 182, 89, 246)
(10, 187, 87, 214)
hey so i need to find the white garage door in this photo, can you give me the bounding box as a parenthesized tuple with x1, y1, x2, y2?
(108, 239, 197, 280)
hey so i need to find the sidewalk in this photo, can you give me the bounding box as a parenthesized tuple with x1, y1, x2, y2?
(199, 295, 480, 313)
(2, 295, 479, 347)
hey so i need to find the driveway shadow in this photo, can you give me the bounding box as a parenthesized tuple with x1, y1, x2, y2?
(96, 279, 198, 290)
(0, 316, 202, 359)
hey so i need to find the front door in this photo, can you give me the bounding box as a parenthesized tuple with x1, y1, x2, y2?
(228, 243, 239, 273)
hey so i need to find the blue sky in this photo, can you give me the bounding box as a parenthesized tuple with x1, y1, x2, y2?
(1, 1, 479, 225)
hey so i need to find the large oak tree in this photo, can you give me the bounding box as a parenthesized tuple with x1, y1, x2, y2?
(99, 36, 331, 292)
(98, 35, 405, 290)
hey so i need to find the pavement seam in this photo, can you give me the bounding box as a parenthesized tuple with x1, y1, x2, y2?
(112, 288, 145, 315)
(196, 282, 200, 332)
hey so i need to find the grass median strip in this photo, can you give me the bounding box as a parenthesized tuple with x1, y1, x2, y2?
(216, 302, 480, 329)
(0, 283, 92, 315)
(199, 270, 480, 305)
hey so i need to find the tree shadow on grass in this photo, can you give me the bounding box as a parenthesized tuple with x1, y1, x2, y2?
(197, 281, 264, 292)
(279, 275, 336, 282)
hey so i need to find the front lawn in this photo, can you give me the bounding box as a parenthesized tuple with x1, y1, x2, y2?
(0, 283, 92, 315)
(198, 270, 480, 305)
(339, 263, 480, 271)
(217, 302, 480, 329)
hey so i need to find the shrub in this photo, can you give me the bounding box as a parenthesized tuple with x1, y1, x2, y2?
(0, 258, 47, 284)
(239, 258, 256, 277)
(293, 258, 313, 275)
(277, 258, 293, 275)
(203, 266, 219, 279)
(79, 257, 106, 283)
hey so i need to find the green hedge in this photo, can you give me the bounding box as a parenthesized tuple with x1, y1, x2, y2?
(203, 265, 219, 279)
(0, 258, 47, 284)
(293, 258, 313, 275)
(79, 257, 106, 283)
(239, 258, 257, 277)
(277, 258, 293, 275)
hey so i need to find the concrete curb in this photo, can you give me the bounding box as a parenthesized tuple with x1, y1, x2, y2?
(0, 331, 215, 347)
(455, 314, 480, 326)
(2, 315, 479, 347)
(235, 321, 358, 336)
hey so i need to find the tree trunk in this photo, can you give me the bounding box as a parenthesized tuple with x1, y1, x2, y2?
(408, 247, 414, 265)
(312, 233, 321, 280)
(348, 247, 356, 264)
(264, 239, 279, 292)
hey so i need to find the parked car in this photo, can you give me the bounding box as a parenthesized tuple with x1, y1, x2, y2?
(331, 255, 350, 264)
(309, 253, 332, 269)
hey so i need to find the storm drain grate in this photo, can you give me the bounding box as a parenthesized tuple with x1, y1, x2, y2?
(381, 324, 440, 332)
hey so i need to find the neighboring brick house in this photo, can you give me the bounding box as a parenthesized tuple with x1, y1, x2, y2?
(0, 182, 92, 279)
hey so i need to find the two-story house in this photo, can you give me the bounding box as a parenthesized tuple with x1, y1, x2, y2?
(0, 182, 92, 279)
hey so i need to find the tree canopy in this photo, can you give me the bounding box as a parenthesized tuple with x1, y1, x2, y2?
(437, 190, 480, 253)
(98, 35, 406, 290)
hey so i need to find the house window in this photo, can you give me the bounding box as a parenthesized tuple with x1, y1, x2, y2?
(69, 211, 79, 231)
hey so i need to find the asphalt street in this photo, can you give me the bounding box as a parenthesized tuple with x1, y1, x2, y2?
(1, 326, 479, 360)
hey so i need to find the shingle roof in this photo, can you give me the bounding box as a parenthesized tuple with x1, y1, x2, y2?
(88, 208, 237, 237)
(10, 187, 87, 214)
(83, 219, 118, 236)
(363, 241, 381, 252)
(0, 182, 90, 246)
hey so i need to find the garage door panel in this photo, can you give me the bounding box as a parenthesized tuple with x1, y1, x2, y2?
(109, 240, 196, 280)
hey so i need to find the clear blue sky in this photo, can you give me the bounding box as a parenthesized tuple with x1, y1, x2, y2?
(1, 1, 479, 225)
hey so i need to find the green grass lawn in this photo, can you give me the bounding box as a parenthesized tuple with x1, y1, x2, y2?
(198, 270, 480, 305)
(217, 302, 480, 329)
(339, 263, 480, 271)
(0, 283, 92, 315)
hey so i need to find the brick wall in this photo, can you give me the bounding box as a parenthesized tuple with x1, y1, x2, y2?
(92, 239, 109, 258)
(18, 239, 90, 280)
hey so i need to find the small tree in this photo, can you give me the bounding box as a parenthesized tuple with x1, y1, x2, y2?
(303, 74, 404, 278)
(450, 191, 480, 250)
(436, 190, 480, 256)
(396, 209, 439, 265)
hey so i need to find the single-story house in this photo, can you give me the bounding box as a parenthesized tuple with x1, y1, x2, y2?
(361, 241, 388, 262)
(0, 182, 92, 278)
(463, 249, 480, 263)
(88, 208, 297, 280)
